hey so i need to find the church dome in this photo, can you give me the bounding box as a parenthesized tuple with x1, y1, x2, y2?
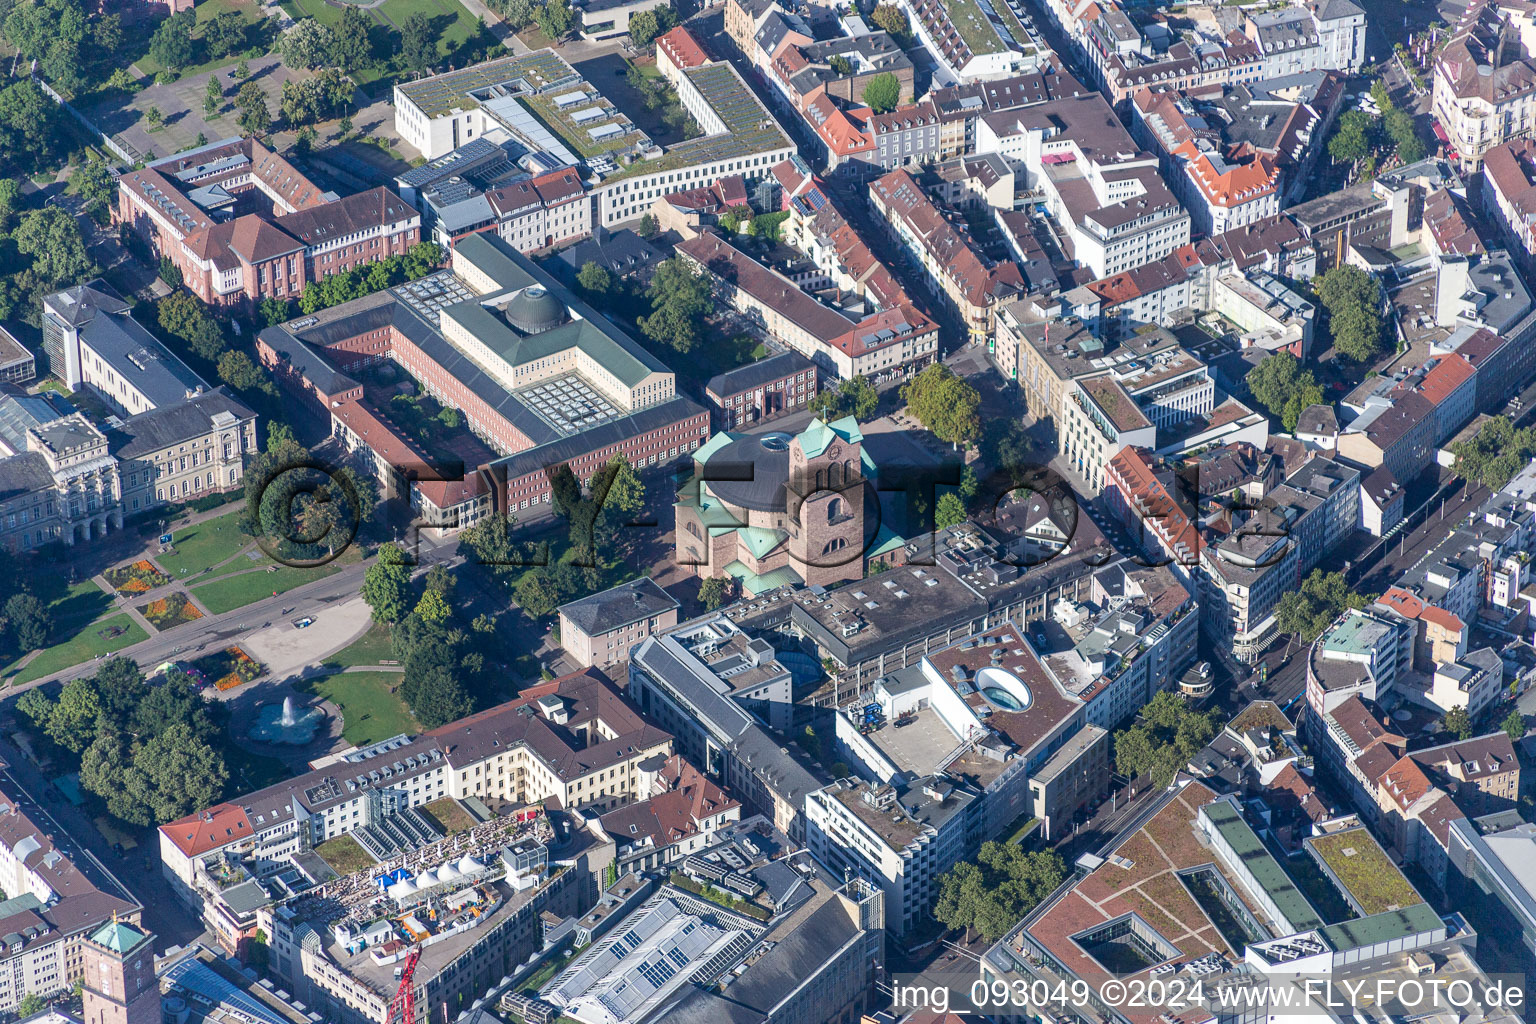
(503, 284, 567, 335)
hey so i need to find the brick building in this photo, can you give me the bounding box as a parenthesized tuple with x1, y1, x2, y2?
(705, 350, 818, 430)
(115, 138, 420, 309)
(258, 234, 710, 531)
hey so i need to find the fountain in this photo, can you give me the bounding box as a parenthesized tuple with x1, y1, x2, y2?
(247, 695, 326, 745)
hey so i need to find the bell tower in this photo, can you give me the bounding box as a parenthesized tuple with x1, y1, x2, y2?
(80, 917, 158, 1024)
(787, 418, 867, 588)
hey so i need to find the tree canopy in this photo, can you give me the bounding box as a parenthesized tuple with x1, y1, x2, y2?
(1245, 351, 1324, 432)
(901, 363, 980, 447)
(282, 18, 337, 69)
(809, 375, 878, 421)
(1275, 569, 1370, 643)
(639, 256, 711, 354)
(20, 660, 230, 826)
(1450, 415, 1536, 490)
(1445, 705, 1473, 741)
(1317, 264, 1386, 362)
(862, 72, 901, 113)
(1113, 691, 1217, 789)
(934, 843, 1066, 941)
(363, 543, 414, 624)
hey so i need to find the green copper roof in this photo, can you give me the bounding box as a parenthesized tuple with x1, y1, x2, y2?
(796, 416, 862, 459)
(694, 431, 743, 465)
(723, 560, 803, 595)
(91, 920, 147, 954)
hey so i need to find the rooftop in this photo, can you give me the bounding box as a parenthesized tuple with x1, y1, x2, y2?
(1306, 828, 1424, 917)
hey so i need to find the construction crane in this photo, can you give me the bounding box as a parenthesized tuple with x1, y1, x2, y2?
(388, 947, 422, 1024)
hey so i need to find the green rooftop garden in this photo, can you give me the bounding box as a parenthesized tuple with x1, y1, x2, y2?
(1307, 830, 1424, 917)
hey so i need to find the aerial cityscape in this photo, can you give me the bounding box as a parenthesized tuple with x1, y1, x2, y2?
(0, 0, 1532, 1021)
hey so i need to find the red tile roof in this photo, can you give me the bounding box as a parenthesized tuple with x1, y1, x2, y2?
(656, 26, 710, 70)
(160, 803, 255, 858)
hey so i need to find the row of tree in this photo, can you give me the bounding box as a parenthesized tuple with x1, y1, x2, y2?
(487, 0, 577, 42)
(1327, 81, 1426, 179)
(1450, 415, 1536, 490)
(1114, 691, 1217, 790)
(294, 241, 446, 315)
(934, 842, 1066, 942)
(16, 659, 228, 826)
(1275, 569, 1370, 644)
(457, 455, 646, 618)
(362, 551, 482, 728)
(148, 8, 264, 75)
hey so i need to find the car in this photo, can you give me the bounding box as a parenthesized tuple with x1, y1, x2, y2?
(292, 616, 314, 629)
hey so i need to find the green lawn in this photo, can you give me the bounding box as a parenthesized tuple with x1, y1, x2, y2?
(421, 797, 476, 834)
(323, 621, 398, 669)
(315, 835, 375, 876)
(154, 510, 254, 580)
(190, 564, 340, 615)
(299, 671, 417, 746)
(7, 614, 150, 687)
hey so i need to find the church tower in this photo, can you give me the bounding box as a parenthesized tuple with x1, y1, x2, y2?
(80, 918, 158, 1024)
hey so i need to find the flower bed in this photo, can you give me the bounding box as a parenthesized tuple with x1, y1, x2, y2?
(137, 591, 203, 630)
(194, 646, 264, 691)
(105, 559, 170, 596)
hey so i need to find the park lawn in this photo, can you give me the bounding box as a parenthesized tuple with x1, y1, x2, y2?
(7, 614, 150, 687)
(135, 0, 276, 78)
(154, 510, 253, 580)
(278, 0, 486, 86)
(421, 797, 476, 834)
(323, 621, 398, 669)
(189, 563, 340, 615)
(315, 835, 375, 876)
(299, 671, 417, 746)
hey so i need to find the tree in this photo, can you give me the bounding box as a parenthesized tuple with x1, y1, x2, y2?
(94, 657, 149, 724)
(870, 3, 911, 44)
(217, 350, 269, 394)
(331, 4, 374, 72)
(1113, 691, 1216, 789)
(14, 207, 94, 291)
(902, 363, 980, 448)
(416, 588, 452, 625)
(235, 81, 271, 136)
(1245, 351, 1324, 432)
(259, 296, 292, 328)
(1317, 264, 1385, 362)
(4, 592, 48, 650)
(495, 0, 535, 30)
(235, 57, 251, 79)
(1451, 416, 1536, 490)
(1503, 709, 1525, 743)
(400, 12, 437, 71)
(514, 567, 567, 617)
(145, 105, 163, 129)
(47, 677, 103, 753)
(935, 491, 967, 530)
(1328, 110, 1373, 166)
(70, 159, 113, 221)
(0, 178, 21, 230)
(828, 54, 854, 75)
(282, 17, 336, 69)
(629, 9, 659, 45)
(204, 10, 248, 59)
(533, 0, 575, 40)
(577, 260, 612, 297)
(138, 722, 228, 822)
(1275, 569, 1370, 643)
(147, 11, 196, 73)
(362, 544, 413, 623)
(809, 375, 879, 421)
(1445, 705, 1474, 742)
(17, 993, 46, 1017)
(638, 213, 658, 238)
(934, 843, 1065, 942)
(640, 256, 711, 354)
(0, 80, 63, 179)
(405, 662, 474, 728)
(698, 576, 730, 610)
(862, 72, 901, 114)
(204, 75, 223, 117)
